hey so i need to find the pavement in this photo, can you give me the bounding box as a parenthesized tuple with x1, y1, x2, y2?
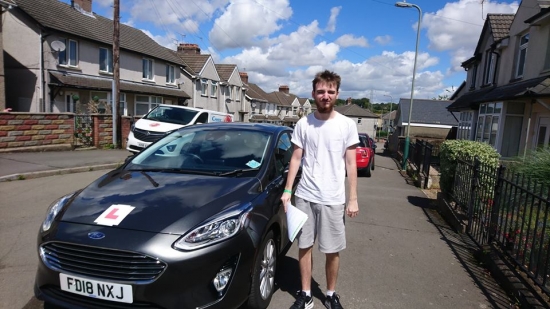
(0, 148, 132, 182)
(0, 145, 518, 308)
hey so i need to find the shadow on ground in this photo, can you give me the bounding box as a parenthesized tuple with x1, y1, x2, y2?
(275, 256, 325, 304)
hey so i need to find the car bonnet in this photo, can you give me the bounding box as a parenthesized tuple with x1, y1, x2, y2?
(58, 170, 260, 234)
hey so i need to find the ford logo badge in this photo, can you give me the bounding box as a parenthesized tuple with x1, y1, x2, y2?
(88, 232, 105, 240)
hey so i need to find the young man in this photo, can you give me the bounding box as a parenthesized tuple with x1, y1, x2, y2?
(281, 70, 359, 309)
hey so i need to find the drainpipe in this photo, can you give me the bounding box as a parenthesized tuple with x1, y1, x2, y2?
(523, 99, 534, 159)
(39, 31, 45, 112)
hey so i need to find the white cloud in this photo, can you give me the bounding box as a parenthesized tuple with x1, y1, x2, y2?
(335, 34, 369, 48)
(209, 0, 293, 50)
(325, 6, 341, 33)
(374, 35, 392, 46)
(422, 0, 519, 70)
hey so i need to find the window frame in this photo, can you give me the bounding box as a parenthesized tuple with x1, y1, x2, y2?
(200, 79, 208, 96)
(135, 95, 162, 116)
(99, 47, 113, 73)
(142, 58, 154, 81)
(210, 81, 218, 98)
(516, 33, 529, 78)
(166, 64, 175, 84)
(58, 38, 78, 67)
(483, 50, 496, 85)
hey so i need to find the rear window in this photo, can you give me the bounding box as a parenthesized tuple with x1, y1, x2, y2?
(358, 135, 369, 147)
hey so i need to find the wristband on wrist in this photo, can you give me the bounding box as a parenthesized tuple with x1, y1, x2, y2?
(283, 189, 292, 194)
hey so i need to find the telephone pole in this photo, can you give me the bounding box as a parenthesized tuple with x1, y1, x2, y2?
(112, 0, 121, 147)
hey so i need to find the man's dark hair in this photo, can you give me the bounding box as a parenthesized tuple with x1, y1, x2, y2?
(312, 70, 341, 92)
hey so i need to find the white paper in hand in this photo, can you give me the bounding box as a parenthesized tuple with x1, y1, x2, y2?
(286, 203, 308, 242)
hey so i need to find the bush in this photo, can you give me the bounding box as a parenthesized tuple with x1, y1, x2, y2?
(439, 140, 500, 193)
(507, 148, 550, 186)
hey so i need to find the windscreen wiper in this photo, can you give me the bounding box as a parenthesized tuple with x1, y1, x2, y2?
(217, 168, 259, 177)
(129, 168, 217, 176)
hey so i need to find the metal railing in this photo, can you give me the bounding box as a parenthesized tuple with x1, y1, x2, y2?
(450, 157, 550, 297)
(398, 139, 437, 188)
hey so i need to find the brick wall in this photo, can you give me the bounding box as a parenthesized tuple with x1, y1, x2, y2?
(0, 112, 74, 149)
(92, 114, 113, 148)
(121, 116, 141, 149)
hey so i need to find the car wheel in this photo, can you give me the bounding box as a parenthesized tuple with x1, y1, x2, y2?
(371, 156, 375, 170)
(365, 161, 372, 177)
(247, 230, 277, 309)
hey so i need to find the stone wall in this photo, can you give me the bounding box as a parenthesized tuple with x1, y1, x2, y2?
(0, 112, 74, 150)
(92, 115, 113, 148)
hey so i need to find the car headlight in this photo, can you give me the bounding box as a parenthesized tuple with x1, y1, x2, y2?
(41, 192, 75, 232)
(174, 206, 252, 251)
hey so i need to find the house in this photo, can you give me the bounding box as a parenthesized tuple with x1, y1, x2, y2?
(334, 101, 379, 137)
(448, 0, 550, 158)
(0, 0, 16, 111)
(4, 0, 193, 115)
(244, 76, 280, 125)
(395, 98, 458, 139)
(176, 43, 245, 120)
(381, 110, 397, 132)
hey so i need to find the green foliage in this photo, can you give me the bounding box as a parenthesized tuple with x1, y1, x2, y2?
(507, 148, 550, 186)
(439, 140, 500, 193)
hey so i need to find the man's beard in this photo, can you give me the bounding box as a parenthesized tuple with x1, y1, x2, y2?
(316, 101, 334, 114)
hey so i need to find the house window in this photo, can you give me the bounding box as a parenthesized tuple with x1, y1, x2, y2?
(483, 51, 496, 85)
(166, 65, 175, 84)
(200, 79, 208, 96)
(135, 95, 162, 115)
(457, 111, 473, 140)
(235, 87, 241, 101)
(211, 81, 218, 97)
(475, 102, 502, 146)
(292, 107, 298, 115)
(228, 86, 232, 99)
(142, 58, 154, 80)
(59, 39, 78, 67)
(90, 91, 127, 115)
(99, 48, 113, 73)
(470, 64, 478, 89)
(516, 33, 529, 78)
(358, 118, 362, 124)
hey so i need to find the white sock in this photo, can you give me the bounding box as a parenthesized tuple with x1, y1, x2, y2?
(303, 290, 311, 297)
(327, 290, 335, 297)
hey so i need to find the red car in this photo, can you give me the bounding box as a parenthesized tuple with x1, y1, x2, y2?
(356, 133, 376, 177)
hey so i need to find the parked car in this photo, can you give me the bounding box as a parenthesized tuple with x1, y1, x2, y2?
(34, 122, 298, 309)
(357, 133, 376, 177)
(127, 104, 233, 153)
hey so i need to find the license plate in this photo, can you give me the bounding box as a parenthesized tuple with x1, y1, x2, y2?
(137, 142, 146, 148)
(59, 273, 133, 303)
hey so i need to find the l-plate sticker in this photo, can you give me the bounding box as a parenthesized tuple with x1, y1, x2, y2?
(94, 205, 135, 226)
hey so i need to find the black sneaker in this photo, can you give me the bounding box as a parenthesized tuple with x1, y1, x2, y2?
(324, 293, 343, 309)
(290, 290, 314, 309)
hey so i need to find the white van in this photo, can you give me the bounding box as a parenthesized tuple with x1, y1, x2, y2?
(126, 104, 233, 153)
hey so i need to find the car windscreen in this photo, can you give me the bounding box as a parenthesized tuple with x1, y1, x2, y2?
(143, 106, 199, 125)
(358, 135, 368, 147)
(128, 127, 272, 175)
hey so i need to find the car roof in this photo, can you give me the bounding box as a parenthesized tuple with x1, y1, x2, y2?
(187, 122, 292, 134)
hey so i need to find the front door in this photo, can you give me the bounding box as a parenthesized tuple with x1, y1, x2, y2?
(535, 117, 550, 149)
(66, 93, 78, 113)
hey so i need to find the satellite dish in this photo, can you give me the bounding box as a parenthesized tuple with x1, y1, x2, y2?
(225, 98, 231, 104)
(251, 102, 257, 108)
(51, 40, 66, 52)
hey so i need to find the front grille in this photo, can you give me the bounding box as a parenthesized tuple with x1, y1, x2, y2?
(41, 285, 163, 309)
(41, 242, 166, 283)
(133, 128, 166, 143)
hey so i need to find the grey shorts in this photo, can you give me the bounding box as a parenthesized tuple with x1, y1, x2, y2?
(295, 197, 346, 253)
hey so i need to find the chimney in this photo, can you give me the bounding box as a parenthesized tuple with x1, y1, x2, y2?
(71, 0, 92, 13)
(239, 72, 248, 84)
(346, 97, 352, 105)
(279, 85, 289, 94)
(177, 43, 201, 55)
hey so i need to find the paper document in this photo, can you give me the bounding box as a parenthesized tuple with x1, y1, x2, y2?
(286, 203, 308, 242)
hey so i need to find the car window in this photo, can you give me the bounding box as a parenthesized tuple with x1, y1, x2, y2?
(275, 132, 292, 175)
(143, 106, 198, 125)
(358, 135, 368, 148)
(129, 128, 271, 175)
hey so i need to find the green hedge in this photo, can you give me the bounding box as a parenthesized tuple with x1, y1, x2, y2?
(439, 140, 500, 194)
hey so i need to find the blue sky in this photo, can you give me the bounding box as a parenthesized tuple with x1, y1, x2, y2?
(62, 0, 520, 103)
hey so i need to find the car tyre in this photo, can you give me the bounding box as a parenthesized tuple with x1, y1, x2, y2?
(247, 230, 277, 309)
(371, 156, 375, 170)
(365, 161, 372, 177)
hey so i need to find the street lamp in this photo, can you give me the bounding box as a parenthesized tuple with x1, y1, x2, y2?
(395, 1, 421, 170)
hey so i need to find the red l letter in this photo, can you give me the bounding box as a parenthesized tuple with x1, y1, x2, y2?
(105, 208, 119, 219)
